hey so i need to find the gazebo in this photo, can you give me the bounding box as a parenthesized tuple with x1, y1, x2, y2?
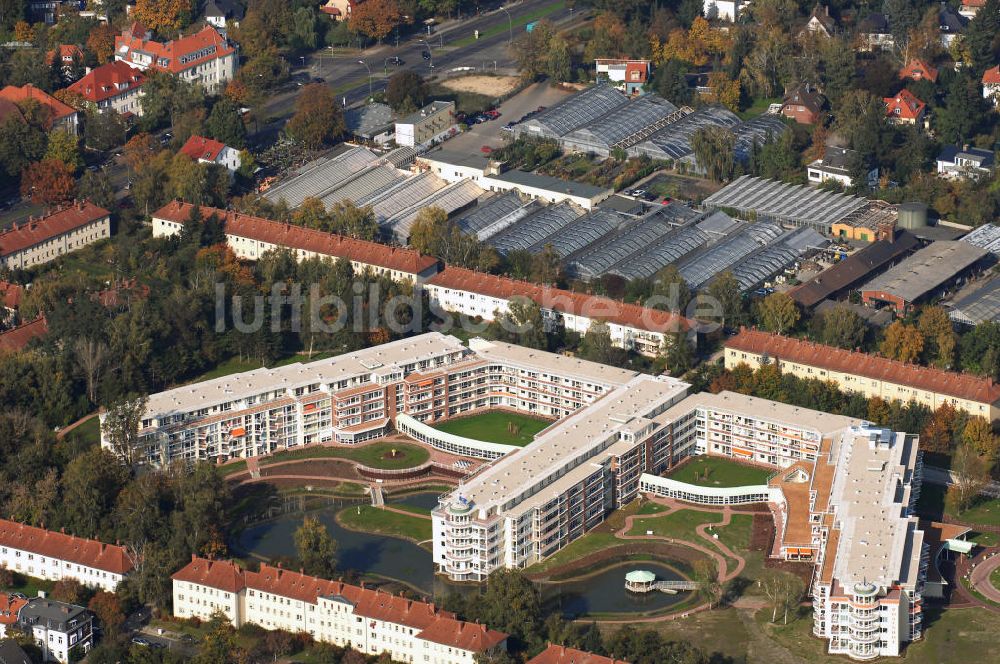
(624, 569, 657, 593)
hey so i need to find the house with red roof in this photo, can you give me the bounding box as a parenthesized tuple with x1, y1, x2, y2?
(178, 135, 242, 173)
(68, 61, 145, 116)
(0, 518, 134, 590)
(883, 89, 927, 127)
(46, 45, 86, 78)
(320, 0, 355, 21)
(983, 65, 1000, 108)
(0, 84, 78, 135)
(172, 557, 508, 661)
(960, 0, 984, 18)
(0, 201, 111, 271)
(899, 58, 938, 83)
(0, 317, 48, 354)
(528, 645, 631, 664)
(114, 24, 237, 93)
(724, 327, 1000, 418)
(0, 593, 29, 637)
(0, 280, 24, 328)
(594, 59, 651, 95)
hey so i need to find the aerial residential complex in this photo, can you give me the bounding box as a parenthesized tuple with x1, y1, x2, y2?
(0, 518, 134, 591)
(724, 327, 1000, 418)
(172, 556, 508, 663)
(0, 201, 111, 271)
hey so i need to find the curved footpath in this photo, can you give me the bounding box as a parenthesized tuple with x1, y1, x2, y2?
(967, 549, 1000, 607)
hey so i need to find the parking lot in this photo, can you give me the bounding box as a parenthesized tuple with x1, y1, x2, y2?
(443, 82, 574, 155)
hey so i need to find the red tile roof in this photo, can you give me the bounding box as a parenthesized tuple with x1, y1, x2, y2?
(0, 85, 76, 126)
(68, 61, 145, 104)
(725, 328, 1000, 405)
(624, 62, 648, 83)
(115, 25, 235, 75)
(46, 45, 83, 65)
(0, 518, 134, 575)
(884, 89, 926, 121)
(983, 65, 1000, 85)
(0, 201, 110, 258)
(0, 594, 28, 626)
(172, 558, 508, 651)
(0, 317, 48, 353)
(428, 266, 692, 335)
(527, 645, 631, 664)
(179, 135, 226, 162)
(0, 280, 23, 309)
(152, 201, 440, 276)
(899, 59, 938, 83)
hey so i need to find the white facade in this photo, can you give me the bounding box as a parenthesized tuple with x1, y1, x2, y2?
(210, 145, 242, 172)
(18, 599, 93, 664)
(703, 0, 747, 21)
(0, 546, 128, 592)
(395, 101, 456, 148)
(173, 559, 507, 662)
(0, 206, 111, 271)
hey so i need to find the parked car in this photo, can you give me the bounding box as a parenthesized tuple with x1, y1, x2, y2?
(131, 637, 151, 647)
(388, 56, 403, 66)
(421, 51, 431, 60)
(481, 145, 493, 155)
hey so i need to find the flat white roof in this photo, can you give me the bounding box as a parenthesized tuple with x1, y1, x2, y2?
(146, 332, 466, 418)
(468, 337, 637, 387)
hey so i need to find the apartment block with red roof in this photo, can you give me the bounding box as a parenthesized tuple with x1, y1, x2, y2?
(172, 557, 508, 663)
(0, 518, 134, 591)
(68, 61, 145, 117)
(0, 84, 78, 135)
(114, 24, 237, 93)
(723, 327, 1000, 418)
(528, 645, 631, 664)
(0, 201, 111, 271)
(884, 89, 927, 127)
(178, 135, 242, 173)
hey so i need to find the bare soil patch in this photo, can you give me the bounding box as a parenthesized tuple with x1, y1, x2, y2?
(440, 75, 519, 96)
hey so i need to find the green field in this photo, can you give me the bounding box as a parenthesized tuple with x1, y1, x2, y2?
(432, 411, 552, 446)
(337, 505, 432, 542)
(258, 441, 431, 470)
(1, 573, 54, 599)
(665, 456, 772, 488)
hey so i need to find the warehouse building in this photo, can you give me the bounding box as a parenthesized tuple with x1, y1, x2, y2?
(948, 277, 1000, 326)
(961, 222, 1000, 256)
(860, 241, 991, 315)
(559, 95, 682, 156)
(513, 82, 628, 140)
(480, 170, 612, 210)
(678, 222, 787, 289)
(725, 227, 827, 291)
(485, 202, 585, 255)
(385, 179, 488, 244)
(702, 175, 869, 234)
(455, 192, 540, 240)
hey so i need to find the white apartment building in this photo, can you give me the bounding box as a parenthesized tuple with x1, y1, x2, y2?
(0, 519, 133, 592)
(395, 101, 456, 148)
(16, 598, 93, 664)
(67, 61, 145, 116)
(0, 202, 111, 271)
(172, 557, 508, 663)
(115, 24, 237, 94)
(433, 373, 690, 581)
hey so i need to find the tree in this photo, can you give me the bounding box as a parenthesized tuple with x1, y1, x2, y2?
(293, 516, 337, 578)
(759, 571, 802, 624)
(204, 98, 247, 149)
(921, 403, 958, 454)
(530, 244, 562, 285)
(880, 321, 924, 363)
(132, 0, 193, 33)
(470, 569, 542, 648)
(692, 558, 720, 609)
(87, 23, 116, 64)
(489, 297, 547, 350)
(664, 331, 693, 376)
(546, 35, 572, 84)
(287, 83, 344, 149)
(44, 128, 82, 173)
(88, 592, 125, 636)
(20, 160, 77, 207)
(757, 293, 799, 335)
(102, 396, 149, 467)
(348, 0, 401, 43)
(385, 71, 427, 113)
(918, 305, 957, 368)
(84, 108, 127, 152)
(584, 12, 627, 61)
(812, 304, 867, 349)
(0, 114, 47, 178)
(61, 448, 129, 539)
(963, 416, 999, 468)
(947, 441, 990, 513)
(705, 271, 743, 330)
(579, 321, 624, 366)
(935, 71, 989, 144)
(652, 264, 691, 312)
(74, 337, 110, 405)
(78, 169, 116, 210)
(691, 125, 736, 181)
(51, 578, 86, 604)
(408, 207, 498, 271)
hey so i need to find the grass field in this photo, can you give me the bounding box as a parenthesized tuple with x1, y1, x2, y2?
(666, 456, 772, 488)
(451, 0, 567, 47)
(918, 482, 1000, 527)
(1, 573, 54, 599)
(258, 441, 431, 470)
(432, 411, 552, 446)
(337, 505, 432, 542)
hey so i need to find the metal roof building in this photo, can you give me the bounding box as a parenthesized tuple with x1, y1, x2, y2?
(455, 191, 538, 239)
(565, 203, 700, 280)
(727, 227, 827, 291)
(364, 172, 447, 223)
(609, 211, 740, 281)
(320, 164, 407, 208)
(861, 241, 990, 311)
(559, 95, 681, 156)
(386, 179, 487, 244)
(486, 202, 584, 255)
(702, 175, 869, 234)
(265, 146, 378, 207)
(733, 115, 790, 161)
(961, 223, 1000, 256)
(628, 106, 741, 162)
(533, 208, 630, 257)
(678, 222, 786, 289)
(513, 82, 628, 139)
(948, 278, 1000, 325)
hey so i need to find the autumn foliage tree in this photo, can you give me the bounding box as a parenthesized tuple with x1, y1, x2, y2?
(880, 321, 924, 363)
(348, 0, 402, 43)
(88, 591, 125, 636)
(20, 159, 77, 206)
(287, 83, 344, 149)
(132, 0, 194, 33)
(86, 23, 116, 64)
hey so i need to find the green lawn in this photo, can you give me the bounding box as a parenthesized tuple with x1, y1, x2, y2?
(738, 96, 782, 120)
(969, 530, 999, 547)
(337, 505, 432, 542)
(451, 0, 567, 47)
(956, 495, 1000, 527)
(708, 514, 753, 552)
(1, 573, 54, 598)
(258, 441, 430, 470)
(628, 509, 748, 570)
(528, 532, 622, 574)
(665, 456, 772, 488)
(432, 411, 553, 446)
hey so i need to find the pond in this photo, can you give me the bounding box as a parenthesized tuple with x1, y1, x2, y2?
(234, 506, 436, 593)
(541, 561, 691, 617)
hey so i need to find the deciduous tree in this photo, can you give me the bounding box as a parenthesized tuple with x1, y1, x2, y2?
(880, 321, 924, 363)
(88, 591, 125, 636)
(86, 23, 116, 64)
(691, 125, 736, 181)
(348, 0, 401, 43)
(757, 292, 800, 335)
(293, 515, 337, 578)
(947, 441, 990, 513)
(287, 83, 344, 149)
(102, 396, 149, 467)
(132, 0, 193, 33)
(44, 128, 82, 173)
(385, 71, 427, 113)
(20, 159, 77, 207)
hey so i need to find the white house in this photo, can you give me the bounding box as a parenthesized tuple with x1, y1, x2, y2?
(394, 100, 456, 148)
(179, 135, 242, 174)
(115, 23, 237, 94)
(172, 557, 508, 663)
(936, 144, 995, 179)
(983, 65, 1000, 107)
(806, 146, 877, 189)
(703, 0, 748, 21)
(67, 61, 145, 117)
(0, 202, 111, 272)
(16, 598, 93, 664)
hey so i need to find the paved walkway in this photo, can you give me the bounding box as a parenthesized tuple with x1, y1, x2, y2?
(380, 505, 432, 520)
(968, 550, 1000, 604)
(55, 411, 98, 440)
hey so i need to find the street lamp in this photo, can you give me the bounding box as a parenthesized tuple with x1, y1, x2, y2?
(383, 57, 392, 78)
(499, 6, 513, 44)
(358, 60, 372, 98)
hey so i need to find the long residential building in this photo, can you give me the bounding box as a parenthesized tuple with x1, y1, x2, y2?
(723, 327, 1000, 419)
(0, 519, 134, 591)
(172, 556, 507, 663)
(107, 332, 639, 467)
(0, 201, 111, 271)
(114, 23, 237, 93)
(150, 202, 696, 357)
